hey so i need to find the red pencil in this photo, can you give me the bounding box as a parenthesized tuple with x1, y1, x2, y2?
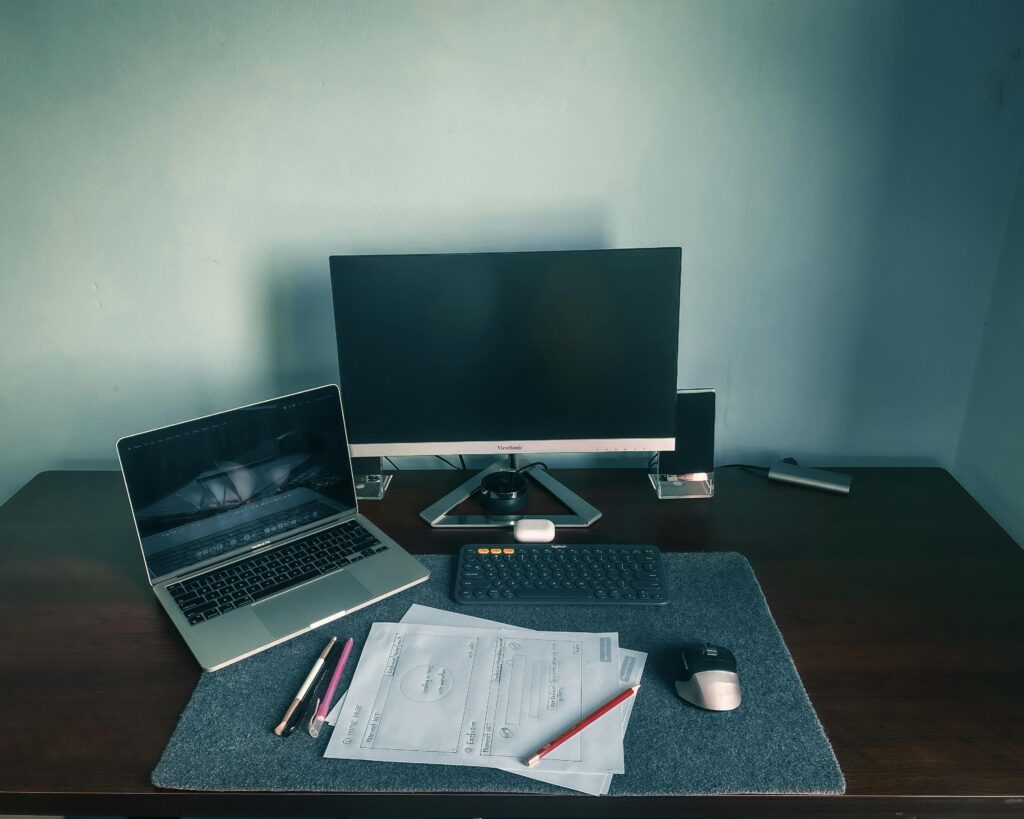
(525, 684, 640, 767)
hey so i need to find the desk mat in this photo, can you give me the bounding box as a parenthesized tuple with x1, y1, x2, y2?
(152, 552, 845, 796)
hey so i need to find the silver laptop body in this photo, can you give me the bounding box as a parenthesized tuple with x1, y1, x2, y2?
(117, 385, 429, 671)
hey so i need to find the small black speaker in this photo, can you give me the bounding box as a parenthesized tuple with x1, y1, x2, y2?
(351, 456, 383, 477)
(659, 389, 715, 475)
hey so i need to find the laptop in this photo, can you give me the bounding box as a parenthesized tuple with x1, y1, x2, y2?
(117, 385, 429, 671)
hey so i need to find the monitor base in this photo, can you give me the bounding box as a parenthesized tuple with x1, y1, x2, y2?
(419, 458, 601, 528)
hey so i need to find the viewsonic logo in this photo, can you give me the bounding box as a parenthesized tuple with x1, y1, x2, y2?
(496, 444, 523, 451)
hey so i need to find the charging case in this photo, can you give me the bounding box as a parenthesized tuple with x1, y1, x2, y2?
(514, 519, 556, 543)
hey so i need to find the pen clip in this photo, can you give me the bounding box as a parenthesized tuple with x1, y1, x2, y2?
(307, 697, 322, 737)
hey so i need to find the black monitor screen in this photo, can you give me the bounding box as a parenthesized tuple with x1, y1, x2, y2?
(117, 386, 356, 580)
(329, 248, 681, 452)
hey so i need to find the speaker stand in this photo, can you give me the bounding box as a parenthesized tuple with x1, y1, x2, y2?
(419, 456, 602, 528)
(354, 472, 393, 500)
(648, 457, 715, 499)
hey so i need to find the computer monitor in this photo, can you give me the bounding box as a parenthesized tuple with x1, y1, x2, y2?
(329, 248, 681, 458)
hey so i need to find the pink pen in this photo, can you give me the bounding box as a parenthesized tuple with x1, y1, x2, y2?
(308, 637, 354, 737)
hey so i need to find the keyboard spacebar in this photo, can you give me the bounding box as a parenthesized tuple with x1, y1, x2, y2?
(515, 588, 594, 600)
(251, 569, 320, 602)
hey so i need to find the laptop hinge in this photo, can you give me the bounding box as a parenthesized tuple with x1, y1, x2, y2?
(152, 508, 357, 585)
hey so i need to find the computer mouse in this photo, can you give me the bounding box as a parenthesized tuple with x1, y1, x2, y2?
(674, 641, 742, 711)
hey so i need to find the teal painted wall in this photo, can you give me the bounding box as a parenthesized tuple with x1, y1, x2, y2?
(2, 0, 1024, 504)
(954, 164, 1024, 548)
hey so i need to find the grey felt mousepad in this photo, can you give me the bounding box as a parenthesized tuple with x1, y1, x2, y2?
(151, 552, 845, 795)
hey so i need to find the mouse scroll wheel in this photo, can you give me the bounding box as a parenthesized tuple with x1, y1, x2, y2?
(704, 644, 719, 657)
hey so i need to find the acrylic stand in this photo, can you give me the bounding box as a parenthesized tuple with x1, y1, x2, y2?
(354, 472, 393, 501)
(648, 456, 715, 499)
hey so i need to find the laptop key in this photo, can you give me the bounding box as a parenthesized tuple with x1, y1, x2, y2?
(250, 569, 320, 602)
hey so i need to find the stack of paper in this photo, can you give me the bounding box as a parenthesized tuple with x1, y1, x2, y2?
(323, 604, 646, 795)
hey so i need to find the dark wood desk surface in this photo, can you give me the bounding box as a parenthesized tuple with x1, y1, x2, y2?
(1, 467, 1022, 817)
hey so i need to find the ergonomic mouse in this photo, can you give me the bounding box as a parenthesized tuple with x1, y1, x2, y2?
(674, 641, 742, 711)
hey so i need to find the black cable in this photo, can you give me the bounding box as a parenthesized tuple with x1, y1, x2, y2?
(384, 456, 400, 471)
(434, 455, 460, 470)
(515, 461, 548, 474)
(458, 454, 466, 470)
(718, 463, 769, 472)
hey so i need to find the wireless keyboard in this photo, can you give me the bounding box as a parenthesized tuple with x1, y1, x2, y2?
(453, 543, 668, 605)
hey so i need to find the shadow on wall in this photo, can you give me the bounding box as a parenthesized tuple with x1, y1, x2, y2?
(261, 204, 611, 397)
(838, 0, 1024, 460)
(260, 207, 623, 468)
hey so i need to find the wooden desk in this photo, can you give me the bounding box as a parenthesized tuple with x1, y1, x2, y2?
(0, 467, 1021, 817)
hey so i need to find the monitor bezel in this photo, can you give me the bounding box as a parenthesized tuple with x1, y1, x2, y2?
(331, 247, 681, 459)
(349, 436, 675, 457)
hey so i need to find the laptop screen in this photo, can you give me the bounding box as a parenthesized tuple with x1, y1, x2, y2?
(117, 385, 357, 582)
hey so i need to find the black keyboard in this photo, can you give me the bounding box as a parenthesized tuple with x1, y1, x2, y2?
(148, 499, 342, 578)
(453, 543, 668, 605)
(166, 519, 387, 625)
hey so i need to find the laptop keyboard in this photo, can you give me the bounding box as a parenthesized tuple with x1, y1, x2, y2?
(166, 519, 386, 625)
(147, 499, 343, 579)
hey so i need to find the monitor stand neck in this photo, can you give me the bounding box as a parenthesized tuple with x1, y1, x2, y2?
(418, 458, 601, 528)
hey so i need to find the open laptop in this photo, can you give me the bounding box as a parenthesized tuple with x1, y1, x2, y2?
(117, 385, 429, 671)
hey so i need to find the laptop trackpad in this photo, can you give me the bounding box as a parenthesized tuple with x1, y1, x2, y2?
(253, 571, 373, 637)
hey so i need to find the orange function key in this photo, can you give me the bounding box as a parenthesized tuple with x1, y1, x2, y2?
(489, 548, 502, 555)
(477, 548, 490, 554)
(502, 548, 515, 554)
